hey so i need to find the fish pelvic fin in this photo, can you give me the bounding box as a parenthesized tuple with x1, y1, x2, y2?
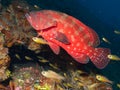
(89, 48, 111, 69)
(48, 41, 60, 54)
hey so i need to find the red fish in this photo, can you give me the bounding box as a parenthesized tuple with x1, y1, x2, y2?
(25, 10, 111, 69)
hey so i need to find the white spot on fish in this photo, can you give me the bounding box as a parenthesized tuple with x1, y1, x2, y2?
(67, 46, 70, 49)
(75, 53, 79, 56)
(35, 25, 39, 28)
(64, 24, 68, 28)
(68, 31, 71, 34)
(73, 47, 77, 51)
(84, 46, 87, 50)
(78, 48, 81, 51)
(50, 38, 53, 40)
(50, 33, 53, 36)
(86, 53, 90, 55)
(94, 53, 97, 56)
(71, 51, 73, 54)
(59, 29, 64, 33)
(28, 16, 32, 20)
(89, 50, 92, 52)
(71, 35, 75, 42)
(80, 39, 83, 42)
(82, 50, 85, 52)
(71, 44, 74, 46)
(76, 43, 80, 47)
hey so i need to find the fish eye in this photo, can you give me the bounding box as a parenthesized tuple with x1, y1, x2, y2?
(41, 71, 46, 75)
(96, 75, 101, 79)
(108, 55, 112, 58)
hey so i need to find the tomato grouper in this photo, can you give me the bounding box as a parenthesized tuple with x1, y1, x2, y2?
(25, 10, 111, 69)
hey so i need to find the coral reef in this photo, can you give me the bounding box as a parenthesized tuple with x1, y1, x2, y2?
(6, 63, 112, 90)
(0, 30, 10, 81)
(10, 63, 64, 90)
(0, 0, 41, 81)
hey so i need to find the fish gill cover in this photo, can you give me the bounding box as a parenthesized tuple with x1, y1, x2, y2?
(0, 0, 119, 90)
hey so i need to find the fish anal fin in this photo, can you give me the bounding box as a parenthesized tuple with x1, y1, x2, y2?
(54, 31, 70, 44)
(48, 41, 60, 54)
(72, 53, 89, 64)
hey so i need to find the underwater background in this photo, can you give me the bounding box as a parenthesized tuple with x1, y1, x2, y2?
(0, 0, 120, 90)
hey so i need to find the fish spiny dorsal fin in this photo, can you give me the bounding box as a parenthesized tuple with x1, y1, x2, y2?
(48, 41, 60, 54)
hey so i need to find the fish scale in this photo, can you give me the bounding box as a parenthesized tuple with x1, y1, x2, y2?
(25, 10, 111, 69)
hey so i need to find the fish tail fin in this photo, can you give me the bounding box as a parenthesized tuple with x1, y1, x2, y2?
(89, 48, 111, 69)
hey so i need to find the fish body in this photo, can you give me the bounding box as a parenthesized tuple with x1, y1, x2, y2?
(25, 56, 33, 60)
(32, 37, 48, 44)
(25, 10, 111, 69)
(96, 74, 113, 84)
(102, 37, 111, 44)
(108, 54, 120, 61)
(114, 30, 120, 35)
(117, 83, 120, 88)
(41, 70, 65, 80)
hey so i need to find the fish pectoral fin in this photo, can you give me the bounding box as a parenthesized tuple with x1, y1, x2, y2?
(72, 53, 89, 64)
(48, 41, 60, 54)
(54, 31, 70, 44)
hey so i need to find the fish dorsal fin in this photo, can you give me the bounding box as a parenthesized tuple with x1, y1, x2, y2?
(48, 41, 60, 54)
(25, 11, 57, 30)
(54, 31, 70, 44)
(66, 15, 100, 47)
(86, 27, 100, 47)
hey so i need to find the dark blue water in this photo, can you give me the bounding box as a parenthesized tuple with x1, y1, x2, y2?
(24, 0, 120, 89)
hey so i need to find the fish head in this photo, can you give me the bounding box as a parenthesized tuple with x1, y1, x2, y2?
(41, 71, 48, 77)
(25, 11, 57, 31)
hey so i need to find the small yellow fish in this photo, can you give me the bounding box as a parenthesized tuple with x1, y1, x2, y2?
(96, 74, 113, 84)
(49, 63, 60, 70)
(108, 54, 120, 61)
(37, 56, 49, 63)
(102, 37, 111, 44)
(5, 70, 11, 77)
(41, 70, 65, 80)
(63, 83, 73, 88)
(114, 30, 120, 35)
(25, 56, 33, 60)
(76, 70, 87, 74)
(38, 59, 49, 63)
(34, 5, 39, 9)
(37, 56, 44, 59)
(32, 37, 48, 44)
(117, 83, 120, 88)
(15, 54, 21, 60)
